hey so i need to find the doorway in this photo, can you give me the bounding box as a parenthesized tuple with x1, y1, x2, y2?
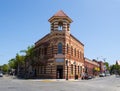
(56, 65, 63, 79)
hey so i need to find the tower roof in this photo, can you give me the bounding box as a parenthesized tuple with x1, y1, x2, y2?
(48, 10, 73, 23)
(53, 10, 68, 17)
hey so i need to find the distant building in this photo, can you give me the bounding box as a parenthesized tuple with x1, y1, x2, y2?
(84, 58, 100, 76)
(97, 61, 105, 73)
(27, 10, 85, 79)
(116, 60, 120, 65)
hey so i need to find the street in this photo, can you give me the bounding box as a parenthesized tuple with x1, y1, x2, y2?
(0, 75, 120, 91)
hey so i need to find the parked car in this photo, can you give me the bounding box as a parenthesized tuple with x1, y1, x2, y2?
(88, 75, 93, 79)
(82, 74, 93, 80)
(99, 73, 105, 77)
(105, 73, 110, 76)
(0, 72, 3, 77)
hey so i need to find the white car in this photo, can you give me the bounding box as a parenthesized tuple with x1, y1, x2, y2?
(99, 73, 105, 77)
(0, 72, 3, 77)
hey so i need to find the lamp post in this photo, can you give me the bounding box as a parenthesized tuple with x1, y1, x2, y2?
(66, 60, 69, 80)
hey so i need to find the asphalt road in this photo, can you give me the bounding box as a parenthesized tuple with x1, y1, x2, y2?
(0, 75, 120, 91)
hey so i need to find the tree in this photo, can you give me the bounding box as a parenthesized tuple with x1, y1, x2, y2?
(20, 45, 34, 64)
(20, 45, 34, 57)
(16, 53, 25, 64)
(8, 58, 16, 69)
(0, 65, 2, 71)
(19, 45, 34, 78)
(6, 45, 34, 78)
(2, 64, 9, 73)
(110, 64, 120, 75)
(104, 62, 110, 71)
(15, 53, 25, 75)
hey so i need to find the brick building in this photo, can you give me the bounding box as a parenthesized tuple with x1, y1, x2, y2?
(30, 10, 85, 79)
(98, 61, 106, 73)
(84, 58, 100, 76)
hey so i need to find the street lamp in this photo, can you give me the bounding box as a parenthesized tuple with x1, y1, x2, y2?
(66, 60, 69, 80)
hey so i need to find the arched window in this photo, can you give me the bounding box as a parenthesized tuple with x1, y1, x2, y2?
(58, 22, 63, 31)
(58, 43, 62, 54)
(74, 48, 76, 57)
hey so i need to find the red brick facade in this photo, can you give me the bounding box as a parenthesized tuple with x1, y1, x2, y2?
(30, 10, 84, 79)
(23, 10, 106, 79)
(98, 61, 105, 73)
(84, 58, 100, 76)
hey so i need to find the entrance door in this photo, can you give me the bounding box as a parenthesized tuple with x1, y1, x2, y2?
(56, 65, 63, 79)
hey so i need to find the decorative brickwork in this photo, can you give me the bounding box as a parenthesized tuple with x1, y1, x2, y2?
(31, 10, 84, 79)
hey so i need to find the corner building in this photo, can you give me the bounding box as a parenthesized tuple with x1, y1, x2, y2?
(33, 10, 84, 79)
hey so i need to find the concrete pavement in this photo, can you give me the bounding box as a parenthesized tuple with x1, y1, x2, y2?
(1, 75, 120, 91)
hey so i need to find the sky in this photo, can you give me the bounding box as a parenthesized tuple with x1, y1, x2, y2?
(0, 0, 120, 65)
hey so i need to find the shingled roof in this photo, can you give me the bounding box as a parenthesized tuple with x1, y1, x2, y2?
(48, 10, 72, 23)
(53, 10, 68, 17)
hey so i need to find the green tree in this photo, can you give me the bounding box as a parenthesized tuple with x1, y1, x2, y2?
(20, 45, 34, 64)
(16, 53, 25, 64)
(15, 53, 25, 74)
(2, 64, 9, 73)
(6, 45, 34, 77)
(19, 45, 34, 78)
(20, 46, 34, 56)
(0, 65, 2, 71)
(110, 64, 120, 75)
(8, 58, 16, 69)
(104, 62, 110, 71)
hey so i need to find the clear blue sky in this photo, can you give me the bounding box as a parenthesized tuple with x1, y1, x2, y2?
(0, 0, 120, 65)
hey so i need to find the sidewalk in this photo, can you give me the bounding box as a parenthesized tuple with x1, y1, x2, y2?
(4, 75, 103, 82)
(27, 78, 82, 82)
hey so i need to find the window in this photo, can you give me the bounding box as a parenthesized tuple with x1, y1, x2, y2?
(58, 43, 62, 54)
(71, 64, 73, 74)
(58, 26, 62, 30)
(74, 48, 76, 57)
(80, 66, 82, 76)
(80, 66, 82, 73)
(51, 66, 52, 74)
(78, 66, 79, 74)
(67, 44, 69, 54)
(42, 48, 44, 55)
(39, 48, 41, 56)
(78, 50, 79, 58)
(44, 47, 47, 55)
(80, 51, 81, 59)
(44, 66, 46, 74)
(58, 22, 63, 31)
(51, 44, 54, 56)
(40, 66, 42, 74)
(71, 46, 73, 56)
(37, 67, 39, 74)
